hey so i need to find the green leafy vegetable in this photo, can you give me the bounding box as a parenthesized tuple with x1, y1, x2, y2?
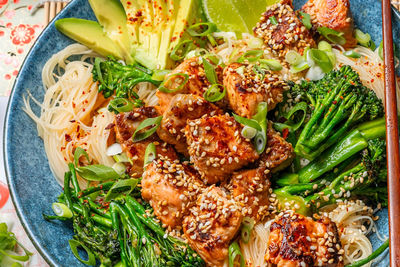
(0, 223, 32, 265)
(74, 147, 90, 167)
(105, 179, 138, 201)
(77, 164, 120, 181)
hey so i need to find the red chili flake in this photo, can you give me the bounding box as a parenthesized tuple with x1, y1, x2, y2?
(100, 184, 103, 189)
(65, 134, 72, 142)
(333, 100, 337, 105)
(282, 128, 289, 139)
(371, 79, 375, 83)
(340, 96, 344, 100)
(70, 120, 76, 123)
(83, 108, 86, 112)
(91, 214, 95, 217)
(72, 102, 76, 108)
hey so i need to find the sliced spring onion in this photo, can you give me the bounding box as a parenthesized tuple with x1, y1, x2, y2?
(105, 179, 138, 201)
(187, 22, 217, 37)
(151, 70, 171, 81)
(306, 65, 325, 81)
(203, 84, 226, 102)
(94, 57, 104, 84)
(108, 98, 134, 113)
(273, 101, 308, 132)
(241, 217, 255, 243)
(354, 29, 375, 49)
(170, 40, 193, 61)
(158, 73, 189, 93)
(259, 59, 282, 71)
(252, 102, 268, 154)
(228, 241, 245, 267)
(248, 37, 264, 49)
(299, 11, 312, 29)
(202, 57, 218, 84)
(318, 41, 332, 52)
(290, 61, 310, 73)
(269, 16, 278, 25)
(74, 147, 90, 167)
(343, 50, 361, 58)
(132, 116, 163, 142)
(68, 239, 96, 266)
(233, 114, 262, 131)
(309, 49, 333, 73)
(285, 51, 303, 65)
(207, 34, 218, 46)
(113, 153, 131, 164)
(241, 126, 257, 139)
(317, 27, 346, 45)
(106, 143, 123, 156)
(237, 50, 264, 63)
(52, 203, 73, 218)
(112, 162, 126, 176)
(144, 143, 157, 166)
(76, 164, 120, 181)
(326, 51, 336, 66)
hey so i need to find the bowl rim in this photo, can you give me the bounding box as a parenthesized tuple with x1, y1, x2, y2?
(3, 1, 399, 266)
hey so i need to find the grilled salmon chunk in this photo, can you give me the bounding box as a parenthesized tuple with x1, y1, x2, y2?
(302, 0, 357, 48)
(156, 57, 224, 114)
(223, 62, 288, 118)
(185, 114, 260, 184)
(266, 211, 344, 267)
(230, 166, 272, 221)
(259, 126, 295, 173)
(183, 186, 243, 267)
(254, 3, 316, 58)
(141, 156, 205, 230)
(157, 94, 223, 155)
(114, 107, 177, 177)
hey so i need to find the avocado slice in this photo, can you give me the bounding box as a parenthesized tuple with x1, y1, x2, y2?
(55, 18, 122, 59)
(88, 0, 133, 63)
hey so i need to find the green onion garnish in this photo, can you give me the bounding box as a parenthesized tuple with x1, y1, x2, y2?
(228, 241, 245, 267)
(132, 116, 163, 142)
(202, 57, 218, 84)
(317, 27, 346, 45)
(74, 147, 90, 167)
(285, 50, 303, 65)
(151, 70, 171, 81)
(69, 239, 96, 266)
(237, 50, 264, 63)
(269, 16, 278, 25)
(259, 59, 282, 71)
(203, 84, 226, 102)
(233, 114, 262, 131)
(241, 126, 258, 139)
(252, 102, 268, 154)
(318, 41, 332, 52)
(52, 203, 73, 218)
(187, 22, 218, 37)
(354, 29, 376, 50)
(378, 41, 383, 60)
(170, 40, 193, 61)
(290, 61, 310, 73)
(109, 98, 134, 113)
(158, 73, 189, 93)
(343, 50, 362, 58)
(309, 49, 333, 73)
(112, 162, 126, 176)
(299, 11, 312, 29)
(273, 101, 308, 132)
(144, 143, 157, 166)
(241, 217, 255, 243)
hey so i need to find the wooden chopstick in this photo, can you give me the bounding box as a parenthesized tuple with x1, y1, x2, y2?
(49, 2, 56, 22)
(56, 1, 62, 14)
(381, 0, 400, 265)
(44, 2, 50, 24)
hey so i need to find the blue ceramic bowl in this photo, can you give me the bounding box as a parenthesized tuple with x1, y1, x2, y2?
(4, 0, 400, 266)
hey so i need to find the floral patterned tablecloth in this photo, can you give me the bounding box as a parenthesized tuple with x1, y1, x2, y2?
(0, 1, 49, 266)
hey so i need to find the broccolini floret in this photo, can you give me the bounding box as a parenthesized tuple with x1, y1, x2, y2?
(290, 65, 384, 160)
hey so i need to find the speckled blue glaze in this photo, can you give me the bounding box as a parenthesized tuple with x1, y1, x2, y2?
(4, 0, 399, 266)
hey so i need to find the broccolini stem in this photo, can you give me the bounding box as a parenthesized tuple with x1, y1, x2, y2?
(298, 129, 368, 183)
(345, 239, 389, 267)
(63, 171, 73, 209)
(110, 203, 130, 267)
(79, 182, 114, 197)
(72, 204, 112, 228)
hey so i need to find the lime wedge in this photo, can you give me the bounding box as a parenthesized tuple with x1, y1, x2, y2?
(201, 0, 281, 33)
